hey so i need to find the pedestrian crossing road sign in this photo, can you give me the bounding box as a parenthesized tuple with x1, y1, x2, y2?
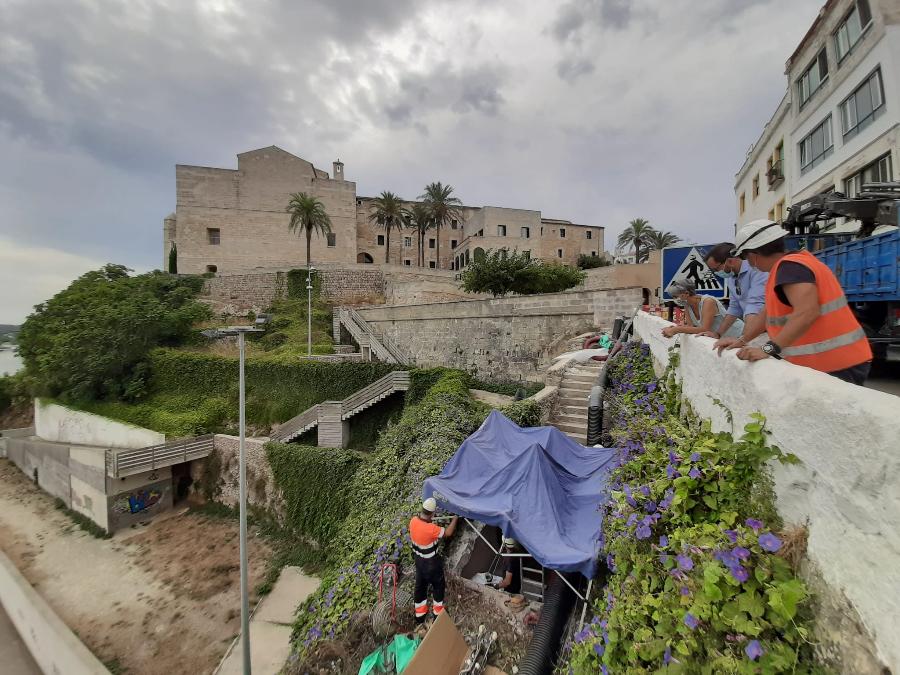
(661, 245, 727, 300)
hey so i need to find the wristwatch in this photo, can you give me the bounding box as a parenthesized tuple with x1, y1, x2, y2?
(762, 341, 783, 359)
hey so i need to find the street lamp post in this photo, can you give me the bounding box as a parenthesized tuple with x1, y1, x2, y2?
(218, 325, 263, 675)
(307, 267, 315, 357)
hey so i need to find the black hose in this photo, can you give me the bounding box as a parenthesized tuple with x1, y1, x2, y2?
(587, 385, 603, 446)
(517, 573, 578, 675)
(611, 317, 624, 341)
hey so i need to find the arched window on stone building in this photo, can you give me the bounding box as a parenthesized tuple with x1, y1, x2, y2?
(357, 252, 374, 264)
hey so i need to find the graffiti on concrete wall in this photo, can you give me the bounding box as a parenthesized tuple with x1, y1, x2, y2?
(112, 489, 162, 515)
(107, 478, 173, 532)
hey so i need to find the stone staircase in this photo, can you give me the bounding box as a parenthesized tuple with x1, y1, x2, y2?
(550, 361, 604, 444)
(333, 307, 408, 364)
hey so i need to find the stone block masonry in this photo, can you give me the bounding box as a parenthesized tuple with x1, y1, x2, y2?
(201, 264, 480, 316)
(355, 287, 643, 381)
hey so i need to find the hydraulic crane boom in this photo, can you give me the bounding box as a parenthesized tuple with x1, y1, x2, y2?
(784, 182, 900, 238)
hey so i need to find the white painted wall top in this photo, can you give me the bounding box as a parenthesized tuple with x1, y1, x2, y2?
(633, 311, 900, 670)
(34, 399, 165, 450)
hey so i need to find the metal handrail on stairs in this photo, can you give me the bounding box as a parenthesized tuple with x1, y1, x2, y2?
(271, 370, 411, 443)
(340, 307, 408, 364)
(107, 434, 215, 478)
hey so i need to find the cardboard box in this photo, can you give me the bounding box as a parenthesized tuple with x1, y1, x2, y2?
(403, 611, 469, 675)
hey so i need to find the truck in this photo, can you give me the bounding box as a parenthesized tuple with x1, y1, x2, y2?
(783, 182, 900, 362)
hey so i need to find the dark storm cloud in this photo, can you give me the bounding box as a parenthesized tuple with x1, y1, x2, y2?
(383, 62, 507, 122)
(550, 0, 635, 42)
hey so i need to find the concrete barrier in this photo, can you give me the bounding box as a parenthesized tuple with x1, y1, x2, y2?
(633, 311, 900, 671)
(35, 399, 164, 449)
(0, 550, 109, 675)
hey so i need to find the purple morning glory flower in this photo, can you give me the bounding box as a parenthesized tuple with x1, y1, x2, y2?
(730, 565, 749, 583)
(626, 513, 638, 526)
(659, 552, 669, 565)
(574, 627, 590, 644)
(624, 485, 638, 507)
(666, 464, 681, 479)
(647, 381, 657, 393)
(733, 546, 751, 560)
(680, 586, 690, 596)
(659, 535, 669, 547)
(309, 626, 322, 639)
(593, 643, 604, 657)
(676, 554, 693, 571)
(745, 639, 764, 661)
(659, 489, 674, 510)
(758, 532, 782, 552)
(645, 500, 657, 513)
(688, 467, 702, 479)
(714, 550, 739, 569)
(636, 522, 652, 539)
(601, 666, 609, 675)
(724, 529, 738, 544)
(664, 646, 672, 664)
(640, 485, 651, 497)
(684, 613, 699, 630)
(606, 554, 616, 571)
(745, 518, 763, 532)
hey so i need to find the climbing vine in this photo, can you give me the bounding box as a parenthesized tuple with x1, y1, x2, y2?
(563, 342, 820, 674)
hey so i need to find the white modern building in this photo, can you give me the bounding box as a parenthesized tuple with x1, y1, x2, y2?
(736, 0, 899, 231)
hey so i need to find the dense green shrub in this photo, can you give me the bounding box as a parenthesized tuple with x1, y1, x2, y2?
(77, 349, 403, 436)
(460, 249, 586, 297)
(267, 443, 364, 544)
(577, 253, 612, 270)
(563, 343, 815, 674)
(16, 265, 209, 402)
(407, 367, 542, 405)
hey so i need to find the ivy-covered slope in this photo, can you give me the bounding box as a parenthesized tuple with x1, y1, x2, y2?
(563, 342, 822, 674)
(287, 369, 540, 652)
(79, 349, 403, 436)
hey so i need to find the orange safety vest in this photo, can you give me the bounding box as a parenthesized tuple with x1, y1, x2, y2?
(765, 251, 872, 372)
(409, 517, 444, 560)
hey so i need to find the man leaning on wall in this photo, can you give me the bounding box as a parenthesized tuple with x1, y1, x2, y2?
(702, 241, 769, 354)
(730, 220, 873, 386)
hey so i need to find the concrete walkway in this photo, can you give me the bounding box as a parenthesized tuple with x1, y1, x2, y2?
(218, 567, 320, 675)
(0, 604, 41, 675)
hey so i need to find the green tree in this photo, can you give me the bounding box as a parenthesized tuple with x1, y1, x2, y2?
(645, 228, 682, 252)
(419, 182, 463, 269)
(577, 253, 612, 270)
(286, 193, 333, 266)
(16, 265, 210, 402)
(617, 218, 654, 263)
(168, 242, 178, 274)
(405, 202, 434, 267)
(460, 249, 585, 297)
(367, 191, 405, 264)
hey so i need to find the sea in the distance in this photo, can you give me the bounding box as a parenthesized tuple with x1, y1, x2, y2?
(0, 344, 22, 375)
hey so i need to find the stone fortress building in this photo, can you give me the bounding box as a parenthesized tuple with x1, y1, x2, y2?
(163, 146, 604, 275)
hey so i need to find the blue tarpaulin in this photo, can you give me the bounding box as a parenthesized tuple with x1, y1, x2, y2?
(423, 411, 619, 578)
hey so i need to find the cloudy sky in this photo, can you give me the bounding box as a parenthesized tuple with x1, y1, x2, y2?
(0, 0, 824, 323)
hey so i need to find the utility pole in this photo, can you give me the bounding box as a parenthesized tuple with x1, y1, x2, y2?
(307, 267, 315, 357)
(218, 325, 263, 675)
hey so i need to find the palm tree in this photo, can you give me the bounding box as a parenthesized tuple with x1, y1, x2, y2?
(286, 192, 332, 265)
(368, 191, 406, 264)
(645, 228, 682, 252)
(616, 218, 654, 263)
(405, 202, 434, 267)
(419, 182, 463, 269)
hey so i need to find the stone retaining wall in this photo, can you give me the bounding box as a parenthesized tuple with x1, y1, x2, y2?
(356, 287, 643, 381)
(633, 311, 899, 672)
(200, 264, 475, 315)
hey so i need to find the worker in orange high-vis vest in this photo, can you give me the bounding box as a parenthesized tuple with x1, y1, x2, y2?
(732, 220, 872, 385)
(409, 497, 458, 628)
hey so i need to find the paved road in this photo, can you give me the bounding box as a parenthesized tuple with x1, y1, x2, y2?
(0, 604, 41, 674)
(866, 360, 900, 397)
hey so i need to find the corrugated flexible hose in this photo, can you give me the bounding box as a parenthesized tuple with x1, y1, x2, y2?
(516, 573, 578, 675)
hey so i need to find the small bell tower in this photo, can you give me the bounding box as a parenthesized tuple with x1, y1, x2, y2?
(333, 159, 344, 180)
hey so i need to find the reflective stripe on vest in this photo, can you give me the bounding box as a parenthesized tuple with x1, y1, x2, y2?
(767, 296, 848, 326)
(409, 517, 443, 559)
(764, 251, 872, 372)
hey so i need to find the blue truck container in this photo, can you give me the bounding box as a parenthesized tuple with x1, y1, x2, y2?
(787, 229, 900, 360)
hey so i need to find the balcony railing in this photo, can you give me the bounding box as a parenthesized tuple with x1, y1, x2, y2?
(767, 160, 784, 188)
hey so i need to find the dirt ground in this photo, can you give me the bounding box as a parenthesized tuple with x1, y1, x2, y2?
(0, 402, 33, 430)
(0, 459, 273, 675)
(292, 575, 533, 674)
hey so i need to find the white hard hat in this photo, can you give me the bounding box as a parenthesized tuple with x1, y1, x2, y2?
(503, 537, 517, 547)
(422, 497, 437, 513)
(732, 219, 786, 256)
